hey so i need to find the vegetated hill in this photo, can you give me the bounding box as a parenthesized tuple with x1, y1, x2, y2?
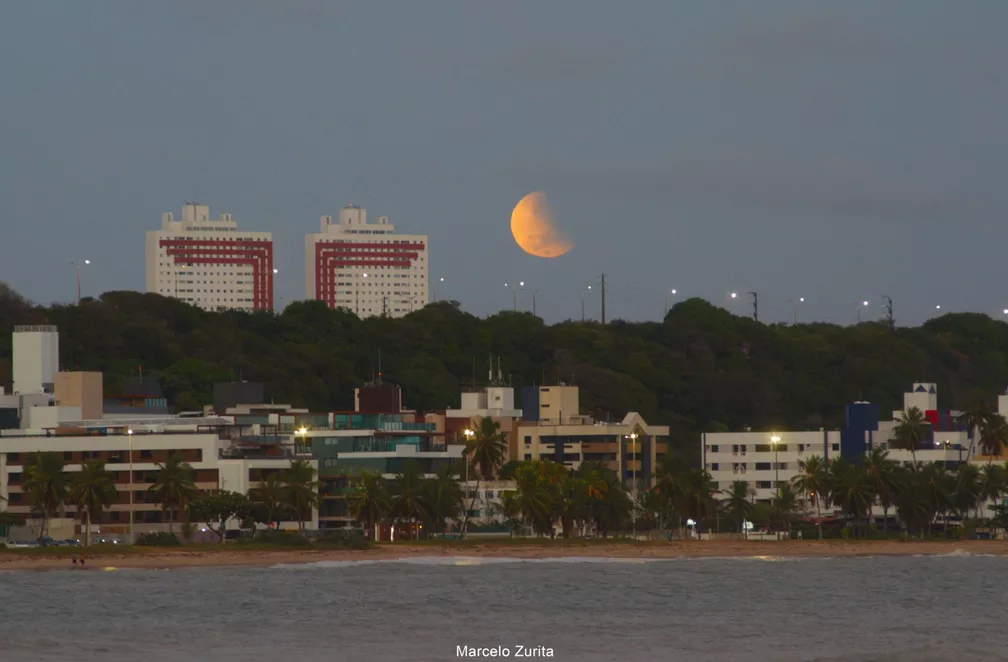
(3, 282, 1008, 464)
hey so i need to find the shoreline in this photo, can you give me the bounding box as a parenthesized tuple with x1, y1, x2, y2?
(1, 540, 1006, 571)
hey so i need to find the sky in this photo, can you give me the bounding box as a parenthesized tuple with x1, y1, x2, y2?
(3, 1, 1008, 326)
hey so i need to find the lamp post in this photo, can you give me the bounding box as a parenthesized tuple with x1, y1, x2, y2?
(73, 259, 91, 304)
(791, 297, 804, 324)
(505, 281, 524, 312)
(356, 272, 369, 316)
(581, 285, 592, 322)
(463, 428, 474, 485)
(433, 277, 444, 302)
(296, 426, 308, 456)
(770, 434, 781, 499)
(627, 432, 638, 539)
(858, 300, 869, 323)
(664, 289, 677, 318)
(127, 427, 134, 544)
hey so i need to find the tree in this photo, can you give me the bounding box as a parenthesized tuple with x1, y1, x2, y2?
(978, 414, 1008, 461)
(828, 459, 874, 537)
(283, 459, 320, 534)
(252, 472, 288, 532)
(189, 491, 249, 543)
(978, 463, 1006, 517)
(22, 453, 69, 540)
(348, 471, 392, 539)
(892, 407, 927, 466)
(722, 480, 755, 536)
(148, 453, 197, 534)
(958, 400, 996, 461)
(391, 462, 429, 540)
(791, 455, 830, 538)
(460, 416, 508, 538)
(68, 460, 117, 546)
(772, 483, 799, 536)
(862, 447, 901, 533)
(423, 465, 464, 535)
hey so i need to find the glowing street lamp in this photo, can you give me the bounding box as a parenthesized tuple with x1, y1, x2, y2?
(627, 432, 639, 538)
(770, 434, 781, 497)
(581, 285, 592, 322)
(505, 281, 524, 312)
(791, 297, 805, 324)
(73, 259, 91, 304)
(664, 288, 678, 318)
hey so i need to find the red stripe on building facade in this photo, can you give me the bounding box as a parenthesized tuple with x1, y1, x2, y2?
(313, 241, 424, 309)
(161, 239, 273, 310)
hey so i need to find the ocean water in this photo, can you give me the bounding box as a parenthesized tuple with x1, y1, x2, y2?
(2, 553, 1007, 662)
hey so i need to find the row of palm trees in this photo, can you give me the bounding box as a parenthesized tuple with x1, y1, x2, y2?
(15, 452, 319, 544)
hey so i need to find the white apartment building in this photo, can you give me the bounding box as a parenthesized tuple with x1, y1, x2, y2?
(146, 203, 275, 312)
(0, 423, 318, 540)
(305, 205, 428, 318)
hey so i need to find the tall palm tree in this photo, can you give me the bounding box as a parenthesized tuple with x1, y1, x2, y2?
(460, 416, 508, 537)
(952, 462, 982, 521)
(347, 471, 391, 540)
(722, 480, 755, 537)
(978, 463, 1006, 517)
(22, 453, 69, 539)
(283, 459, 320, 534)
(773, 483, 799, 537)
(69, 460, 117, 546)
(511, 461, 555, 536)
(978, 414, 1008, 462)
(651, 453, 691, 534)
(148, 453, 197, 534)
(391, 462, 429, 540)
(892, 407, 928, 466)
(423, 465, 464, 535)
(252, 472, 287, 531)
(863, 447, 902, 533)
(828, 459, 874, 537)
(958, 400, 996, 461)
(578, 461, 609, 535)
(917, 462, 952, 536)
(790, 455, 830, 537)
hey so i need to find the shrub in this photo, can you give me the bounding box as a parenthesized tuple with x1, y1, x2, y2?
(135, 532, 182, 547)
(315, 532, 373, 550)
(251, 530, 312, 547)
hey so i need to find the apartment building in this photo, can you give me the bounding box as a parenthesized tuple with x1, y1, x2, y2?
(305, 205, 428, 318)
(146, 203, 275, 311)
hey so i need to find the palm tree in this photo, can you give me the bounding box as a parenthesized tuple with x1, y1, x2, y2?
(958, 400, 996, 461)
(790, 455, 830, 537)
(773, 483, 799, 537)
(252, 472, 287, 532)
(863, 447, 902, 533)
(952, 463, 982, 522)
(511, 461, 555, 536)
(148, 453, 197, 534)
(978, 463, 1006, 518)
(651, 453, 691, 535)
(578, 461, 609, 535)
(68, 460, 117, 546)
(828, 459, 874, 537)
(917, 462, 952, 536)
(892, 407, 928, 466)
(498, 490, 523, 537)
(682, 468, 718, 538)
(347, 471, 391, 540)
(283, 459, 320, 534)
(460, 416, 508, 537)
(22, 453, 69, 539)
(423, 465, 464, 535)
(978, 414, 1008, 462)
(391, 462, 429, 540)
(722, 480, 755, 537)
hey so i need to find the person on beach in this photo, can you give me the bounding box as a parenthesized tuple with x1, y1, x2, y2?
(72, 554, 78, 567)
(80, 555, 85, 568)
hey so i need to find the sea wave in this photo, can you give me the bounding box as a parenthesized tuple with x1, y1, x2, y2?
(271, 556, 679, 569)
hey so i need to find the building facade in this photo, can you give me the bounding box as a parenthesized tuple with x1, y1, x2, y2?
(304, 205, 428, 318)
(145, 203, 275, 312)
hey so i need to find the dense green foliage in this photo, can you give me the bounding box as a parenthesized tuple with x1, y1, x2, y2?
(134, 532, 182, 547)
(8, 285, 1008, 463)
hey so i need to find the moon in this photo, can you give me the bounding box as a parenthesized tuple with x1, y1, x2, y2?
(510, 191, 573, 258)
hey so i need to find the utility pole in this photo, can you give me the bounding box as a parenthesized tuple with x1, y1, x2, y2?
(601, 273, 607, 324)
(749, 291, 758, 323)
(882, 295, 893, 331)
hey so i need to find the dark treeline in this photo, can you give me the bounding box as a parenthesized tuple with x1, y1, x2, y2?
(5, 284, 1008, 463)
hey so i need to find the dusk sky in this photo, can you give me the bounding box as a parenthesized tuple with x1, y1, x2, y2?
(4, 1, 1007, 325)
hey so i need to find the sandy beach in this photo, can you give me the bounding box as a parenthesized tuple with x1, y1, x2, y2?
(1, 539, 1006, 571)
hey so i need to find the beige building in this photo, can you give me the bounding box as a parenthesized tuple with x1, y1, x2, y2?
(518, 386, 669, 487)
(145, 203, 275, 311)
(305, 205, 429, 318)
(54, 371, 103, 420)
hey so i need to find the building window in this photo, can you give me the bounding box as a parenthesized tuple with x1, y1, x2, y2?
(778, 462, 788, 471)
(831, 444, 840, 452)
(755, 444, 771, 453)
(8, 452, 19, 461)
(64, 451, 73, 461)
(140, 450, 153, 460)
(524, 454, 532, 461)
(708, 463, 719, 471)
(524, 435, 531, 443)
(755, 462, 771, 471)
(710, 444, 719, 453)
(798, 444, 805, 452)
(756, 481, 772, 489)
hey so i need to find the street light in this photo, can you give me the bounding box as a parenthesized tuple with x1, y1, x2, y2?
(355, 272, 369, 316)
(664, 288, 678, 318)
(730, 292, 738, 300)
(791, 297, 805, 324)
(505, 281, 524, 312)
(73, 259, 91, 304)
(433, 277, 445, 302)
(858, 300, 869, 323)
(581, 285, 592, 322)
(770, 434, 781, 498)
(127, 427, 134, 544)
(627, 432, 639, 539)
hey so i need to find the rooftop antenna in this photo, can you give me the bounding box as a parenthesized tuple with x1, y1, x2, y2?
(882, 295, 894, 331)
(749, 291, 759, 322)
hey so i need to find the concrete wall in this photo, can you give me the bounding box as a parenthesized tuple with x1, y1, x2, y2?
(55, 371, 103, 420)
(13, 326, 59, 395)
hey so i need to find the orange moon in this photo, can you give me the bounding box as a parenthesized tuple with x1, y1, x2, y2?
(510, 191, 573, 258)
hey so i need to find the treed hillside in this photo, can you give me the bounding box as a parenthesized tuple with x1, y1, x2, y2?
(4, 283, 1008, 462)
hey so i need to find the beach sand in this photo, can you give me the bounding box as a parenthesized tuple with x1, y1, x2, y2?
(2, 539, 1006, 571)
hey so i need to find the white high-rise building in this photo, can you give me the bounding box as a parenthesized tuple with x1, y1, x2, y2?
(305, 205, 428, 318)
(145, 203, 275, 312)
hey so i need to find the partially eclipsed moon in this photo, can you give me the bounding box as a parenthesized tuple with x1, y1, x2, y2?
(510, 191, 573, 258)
